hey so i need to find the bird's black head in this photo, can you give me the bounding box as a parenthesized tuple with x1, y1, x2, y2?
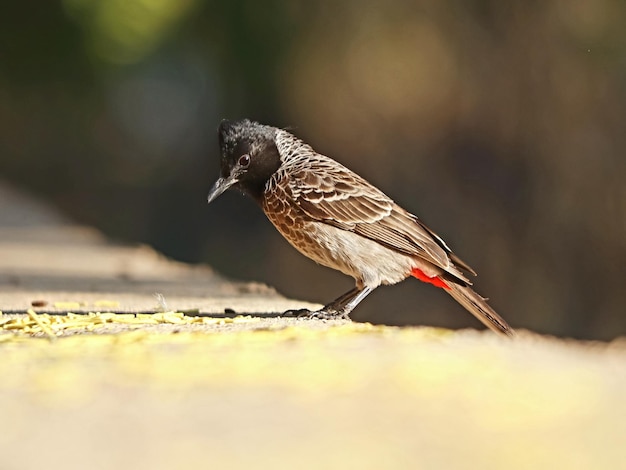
(207, 119, 282, 204)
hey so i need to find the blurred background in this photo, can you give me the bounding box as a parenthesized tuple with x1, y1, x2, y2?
(0, 0, 624, 340)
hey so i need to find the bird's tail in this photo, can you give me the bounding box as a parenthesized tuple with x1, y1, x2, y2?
(445, 282, 515, 337)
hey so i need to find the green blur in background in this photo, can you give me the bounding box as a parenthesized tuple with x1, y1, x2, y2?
(1, 0, 624, 340)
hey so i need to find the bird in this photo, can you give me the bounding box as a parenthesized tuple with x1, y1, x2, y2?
(207, 119, 514, 336)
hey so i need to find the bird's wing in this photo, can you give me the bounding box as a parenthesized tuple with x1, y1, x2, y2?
(275, 148, 472, 281)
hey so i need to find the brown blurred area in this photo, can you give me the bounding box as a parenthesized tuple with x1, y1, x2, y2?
(0, 0, 624, 339)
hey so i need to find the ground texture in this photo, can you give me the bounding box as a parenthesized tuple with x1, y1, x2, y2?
(1, 182, 624, 470)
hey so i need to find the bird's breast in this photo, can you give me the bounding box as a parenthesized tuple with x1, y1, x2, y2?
(261, 190, 415, 287)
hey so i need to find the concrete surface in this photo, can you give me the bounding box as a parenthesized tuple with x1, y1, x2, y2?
(1, 180, 625, 470)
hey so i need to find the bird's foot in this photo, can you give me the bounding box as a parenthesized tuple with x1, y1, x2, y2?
(282, 308, 350, 321)
(282, 308, 311, 318)
(306, 308, 351, 321)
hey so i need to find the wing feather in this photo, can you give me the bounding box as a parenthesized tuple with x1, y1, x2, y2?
(274, 131, 474, 282)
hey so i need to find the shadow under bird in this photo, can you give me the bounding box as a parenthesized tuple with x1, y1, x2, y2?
(207, 119, 514, 336)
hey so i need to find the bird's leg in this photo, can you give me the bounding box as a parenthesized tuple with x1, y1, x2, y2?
(322, 286, 361, 311)
(336, 286, 374, 317)
(283, 287, 358, 318)
(284, 286, 374, 320)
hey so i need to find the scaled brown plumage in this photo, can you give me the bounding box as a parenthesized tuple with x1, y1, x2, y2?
(207, 119, 514, 336)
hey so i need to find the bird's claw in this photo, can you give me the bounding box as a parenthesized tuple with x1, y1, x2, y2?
(311, 310, 351, 321)
(282, 308, 350, 321)
(282, 308, 311, 318)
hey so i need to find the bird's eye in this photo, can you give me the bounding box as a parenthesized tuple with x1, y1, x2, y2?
(238, 154, 251, 167)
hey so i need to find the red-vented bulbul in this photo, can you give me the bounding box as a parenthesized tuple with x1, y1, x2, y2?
(207, 119, 514, 336)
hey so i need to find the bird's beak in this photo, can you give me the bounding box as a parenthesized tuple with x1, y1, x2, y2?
(207, 174, 238, 204)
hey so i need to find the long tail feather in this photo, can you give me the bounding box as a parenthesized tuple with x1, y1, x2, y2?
(445, 282, 515, 337)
